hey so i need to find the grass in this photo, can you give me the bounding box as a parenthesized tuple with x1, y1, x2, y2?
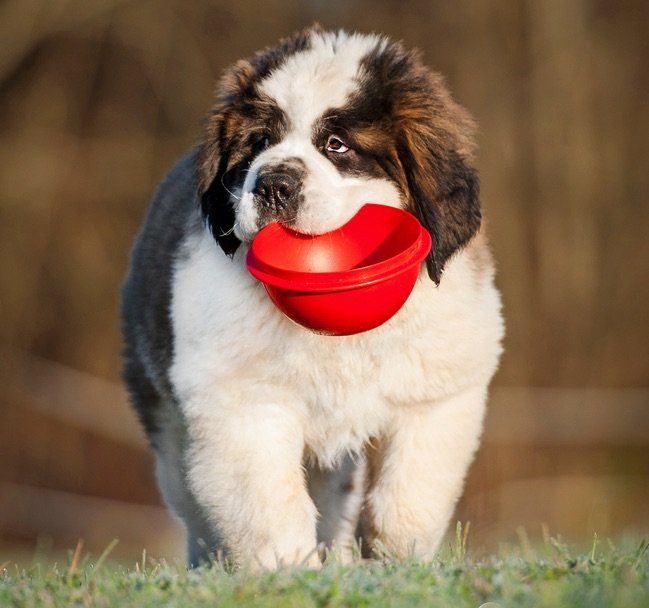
(2, 528, 648, 607)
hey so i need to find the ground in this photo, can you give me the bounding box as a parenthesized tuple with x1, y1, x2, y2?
(2, 529, 648, 607)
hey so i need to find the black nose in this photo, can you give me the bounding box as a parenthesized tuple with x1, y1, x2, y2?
(255, 172, 300, 217)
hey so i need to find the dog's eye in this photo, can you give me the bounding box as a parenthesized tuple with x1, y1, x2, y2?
(326, 136, 350, 154)
(253, 135, 270, 154)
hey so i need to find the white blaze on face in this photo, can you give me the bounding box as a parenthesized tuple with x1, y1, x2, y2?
(260, 30, 381, 133)
(233, 30, 402, 241)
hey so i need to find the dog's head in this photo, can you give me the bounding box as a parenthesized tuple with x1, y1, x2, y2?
(198, 26, 480, 283)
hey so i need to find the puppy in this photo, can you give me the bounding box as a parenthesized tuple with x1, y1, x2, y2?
(121, 25, 503, 568)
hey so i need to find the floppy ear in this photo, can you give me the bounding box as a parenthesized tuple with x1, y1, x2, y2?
(196, 103, 242, 257)
(398, 132, 481, 284)
(394, 67, 481, 284)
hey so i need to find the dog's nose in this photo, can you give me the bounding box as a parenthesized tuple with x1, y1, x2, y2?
(255, 172, 299, 217)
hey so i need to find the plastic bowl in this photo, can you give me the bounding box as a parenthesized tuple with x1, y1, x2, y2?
(246, 204, 432, 335)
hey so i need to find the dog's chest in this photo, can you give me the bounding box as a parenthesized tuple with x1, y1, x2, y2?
(169, 233, 420, 456)
(169, 229, 499, 463)
(282, 335, 398, 463)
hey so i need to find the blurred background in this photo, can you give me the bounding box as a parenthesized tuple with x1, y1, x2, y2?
(1, 0, 648, 564)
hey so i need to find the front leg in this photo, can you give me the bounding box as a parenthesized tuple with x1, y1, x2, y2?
(359, 385, 488, 559)
(185, 401, 319, 569)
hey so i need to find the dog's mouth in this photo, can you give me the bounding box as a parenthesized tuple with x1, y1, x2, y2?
(248, 192, 300, 234)
(254, 213, 322, 239)
(252, 196, 370, 241)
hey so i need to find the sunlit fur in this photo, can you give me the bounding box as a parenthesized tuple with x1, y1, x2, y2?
(121, 26, 504, 569)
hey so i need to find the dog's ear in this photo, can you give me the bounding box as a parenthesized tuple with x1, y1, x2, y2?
(196, 100, 242, 257)
(398, 132, 481, 284)
(395, 65, 481, 284)
(197, 47, 272, 256)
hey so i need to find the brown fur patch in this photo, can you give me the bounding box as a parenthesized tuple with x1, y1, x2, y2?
(197, 24, 321, 193)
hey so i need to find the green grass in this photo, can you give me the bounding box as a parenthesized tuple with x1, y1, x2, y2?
(2, 531, 648, 607)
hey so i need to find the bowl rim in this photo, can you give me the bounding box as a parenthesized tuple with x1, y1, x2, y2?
(246, 204, 432, 293)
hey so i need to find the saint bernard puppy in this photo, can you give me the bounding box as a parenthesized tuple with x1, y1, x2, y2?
(121, 25, 503, 569)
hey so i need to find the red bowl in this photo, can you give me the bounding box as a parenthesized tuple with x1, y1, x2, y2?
(246, 204, 432, 335)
